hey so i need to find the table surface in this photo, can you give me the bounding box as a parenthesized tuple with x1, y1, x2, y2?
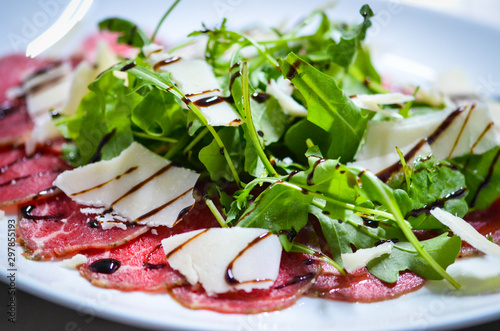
(2, 1, 500, 330)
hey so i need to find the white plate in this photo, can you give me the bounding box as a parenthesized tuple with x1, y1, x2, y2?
(2, 0, 500, 330)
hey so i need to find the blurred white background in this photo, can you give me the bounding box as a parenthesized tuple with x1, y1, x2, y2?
(401, 0, 500, 29)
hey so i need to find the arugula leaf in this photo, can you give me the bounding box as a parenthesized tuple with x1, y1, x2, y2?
(452, 146, 500, 210)
(327, 5, 374, 68)
(131, 89, 186, 137)
(237, 182, 313, 249)
(284, 119, 331, 163)
(98, 18, 150, 48)
(368, 233, 461, 283)
(389, 157, 469, 230)
(229, 63, 286, 177)
(287, 151, 357, 206)
(199, 127, 244, 182)
(352, 45, 381, 84)
(309, 205, 344, 266)
(359, 170, 461, 289)
(225, 188, 254, 225)
(279, 52, 368, 162)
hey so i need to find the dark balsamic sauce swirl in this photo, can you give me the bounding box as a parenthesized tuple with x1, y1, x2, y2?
(89, 259, 121, 274)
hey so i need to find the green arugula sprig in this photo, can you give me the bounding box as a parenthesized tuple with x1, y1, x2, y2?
(234, 147, 461, 288)
(53, 4, 500, 291)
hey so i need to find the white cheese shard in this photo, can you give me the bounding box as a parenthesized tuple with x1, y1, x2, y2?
(0, 209, 4, 219)
(143, 43, 242, 127)
(266, 77, 307, 116)
(60, 42, 123, 117)
(355, 103, 499, 163)
(349, 139, 432, 175)
(54, 142, 199, 227)
(161, 228, 282, 295)
(23, 62, 73, 154)
(24, 62, 73, 117)
(60, 254, 88, 269)
(80, 207, 127, 230)
(24, 42, 122, 154)
(350, 92, 413, 115)
(341, 242, 394, 273)
(430, 208, 500, 258)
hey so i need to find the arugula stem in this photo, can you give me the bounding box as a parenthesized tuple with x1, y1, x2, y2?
(285, 10, 322, 38)
(258, 35, 311, 45)
(399, 86, 419, 117)
(205, 198, 228, 228)
(132, 131, 178, 143)
(151, 0, 181, 41)
(247, 177, 396, 221)
(241, 62, 278, 177)
(291, 242, 345, 275)
(310, 199, 384, 239)
(187, 105, 243, 188)
(164, 134, 189, 160)
(223, 31, 279, 68)
(348, 66, 388, 94)
(167, 39, 194, 55)
(182, 127, 209, 154)
(396, 146, 411, 192)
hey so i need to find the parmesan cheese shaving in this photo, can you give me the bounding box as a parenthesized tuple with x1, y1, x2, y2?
(143, 43, 242, 127)
(341, 242, 394, 273)
(60, 254, 88, 269)
(350, 92, 414, 114)
(430, 208, 500, 258)
(266, 77, 307, 116)
(55, 142, 199, 228)
(162, 228, 282, 295)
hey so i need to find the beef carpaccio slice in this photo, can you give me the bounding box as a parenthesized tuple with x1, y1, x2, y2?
(461, 198, 500, 257)
(79, 202, 220, 292)
(297, 222, 425, 303)
(79, 228, 185, 292)
(0, 144, 71, 207)
(168, 251, 318, 314)
(0, 54, 47, 104)
(16, 193, 149, 260)
(307, 261, 425, 303)
(0, 99, 33, 145)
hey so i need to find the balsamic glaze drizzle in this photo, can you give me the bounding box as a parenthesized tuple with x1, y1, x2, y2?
(376, 139, 427, 182)
(306, 158, 326, 186)
(89, 259, 121, 274)
(153, 56, 181, 71)
(143, 244, 167, 270)
(470, 148, 500, 207)
(427, 107, 464, 145)
(166, 229, 209, 259)
(274, 272, 316, 289)
(110, 164, 173, 208)
(88, 128, 117, 164)
(407, 187, 468, 217)
(21, 205, 63, 221)
(225, 232, 274, 285)
(0, 101, 18, 119)
(133, 187, 194, 223)
(120, 61, 137, 72)
(71, 166, 139, 197)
